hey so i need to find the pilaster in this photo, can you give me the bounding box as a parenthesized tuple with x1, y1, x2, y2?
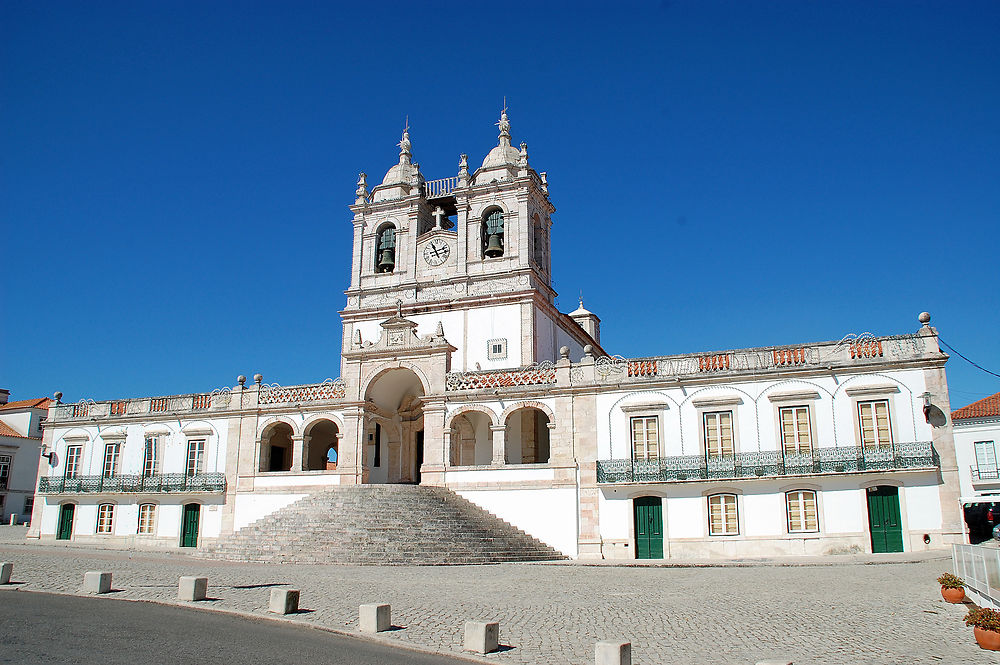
(490, 424, 506, 465)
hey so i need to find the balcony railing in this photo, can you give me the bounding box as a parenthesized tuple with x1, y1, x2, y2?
(38, 473, 226, 494)
(972, 466, 1000, 482)
(596, 442, 938, 484)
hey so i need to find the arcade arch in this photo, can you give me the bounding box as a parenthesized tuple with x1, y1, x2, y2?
(363, 367, 426, 483)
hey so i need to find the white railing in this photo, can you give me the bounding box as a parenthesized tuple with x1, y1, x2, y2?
(954, 543, 1000, 608)
(425, 176, 458, 198)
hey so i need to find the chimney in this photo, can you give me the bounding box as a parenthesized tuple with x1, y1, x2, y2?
(0, 389, 9, 405)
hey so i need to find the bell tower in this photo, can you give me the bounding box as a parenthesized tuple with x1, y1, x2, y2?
(341, 109, 601, 376)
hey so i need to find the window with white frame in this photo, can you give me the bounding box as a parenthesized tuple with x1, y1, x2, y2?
(704, 411, 734, 458)
(976, 441, 998, 480)
(858, 400, 892, 447)
(708, 493, 739, 536)
(487, 338, 508, 360)
(0, 455, 10, 490)
(65, 445, 83, 478)
(96, 504, 114, 534)
(779, 406, 812, 455)
(786, 490, 819, 533)
(103, 443, 121, 477)
(143, 437, 159, 477)
(186, 440, 206, 476)
(630, 416, 659, 460)
(137, 504, 156, 535)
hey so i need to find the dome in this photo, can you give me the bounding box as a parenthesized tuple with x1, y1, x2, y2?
(479, 108, 520, 171)
(380, 127, 422, 186)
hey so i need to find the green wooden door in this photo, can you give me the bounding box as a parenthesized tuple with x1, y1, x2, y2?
(56, 504, 74, 540)
(180, 503, 200, 548)
(634, 496, 664, 559)
(867, 486, 903, 553)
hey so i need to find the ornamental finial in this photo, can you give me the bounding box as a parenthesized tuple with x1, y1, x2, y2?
(355, 172, 369, 203)
(397, 117, 412, 165)
(496, 100, 511, 148)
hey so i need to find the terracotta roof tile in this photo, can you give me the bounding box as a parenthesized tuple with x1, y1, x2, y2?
(0, 397, 53, 411)
(0, 421, 37, 439)
(953, 392, 1000, 420)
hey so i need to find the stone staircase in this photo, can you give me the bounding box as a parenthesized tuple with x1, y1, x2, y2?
(200, 484, 566, 565)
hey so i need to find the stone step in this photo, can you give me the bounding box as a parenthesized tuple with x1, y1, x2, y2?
(199, 484, 564, 565)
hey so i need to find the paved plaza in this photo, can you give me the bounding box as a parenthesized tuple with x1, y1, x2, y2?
(0, 527, 991, 665)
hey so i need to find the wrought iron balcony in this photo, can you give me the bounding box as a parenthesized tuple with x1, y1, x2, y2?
(972, 466, 1000, 482)
(38, 473, 226, 494)
(596, 442, 938, 484)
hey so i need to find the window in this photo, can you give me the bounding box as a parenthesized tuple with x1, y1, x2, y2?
(373, 424, 381, 467)
(779, 406, 812, 455)
(786, 490, 819, 533)
(65, 445, 83, 478)
(708, 494, 739, 536)
(375, 224, 396, 273)
(631, 417, 659, 460)
(704, 411, 734, 458)
(143, 437, 159, 477)
(0, 455, 9, 490)
(103, 443, 121, 477)
(137, 504, 156, 535)
(482, 209, 504, 258)
(96, 504, 114, 534)
(487, 338, 508, 361)
(186, 440, 206, 476)
(858, 400, 892, 447)
(976, 441, 998, 480)
(24, 495, 34, 515)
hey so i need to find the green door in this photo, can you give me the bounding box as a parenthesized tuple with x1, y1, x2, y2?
(180, 503, 200, 548)
(867, 486, 904, 553)
(634, 496, 664, 559)
(56, 504, 74, 540)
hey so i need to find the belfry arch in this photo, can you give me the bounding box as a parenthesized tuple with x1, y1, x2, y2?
(362, 367, 426, 483)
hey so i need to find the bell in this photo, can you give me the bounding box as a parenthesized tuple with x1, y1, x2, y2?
(484, 233, 504, 258)
(377, 248, 395, 273)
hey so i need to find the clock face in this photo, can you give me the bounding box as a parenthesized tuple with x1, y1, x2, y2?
(423, 238, 450, 266)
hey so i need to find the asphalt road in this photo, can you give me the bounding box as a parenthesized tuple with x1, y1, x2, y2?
(0, 591, 472, 665)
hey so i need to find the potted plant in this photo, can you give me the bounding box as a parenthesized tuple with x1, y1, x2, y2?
(938, 573, 966, 603)
(965, 607, 1000, 650)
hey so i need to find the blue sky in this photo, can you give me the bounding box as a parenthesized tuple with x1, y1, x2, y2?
(2, 1, 998, 407)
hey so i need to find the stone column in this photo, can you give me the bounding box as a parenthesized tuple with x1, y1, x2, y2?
(291, 436, 305, 472)
(490, 425, 506, 465)
(337, 406, 363, 485)
(419, 398, 447, 486)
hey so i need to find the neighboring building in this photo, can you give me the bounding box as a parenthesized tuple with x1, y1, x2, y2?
(0, 390, 52, 524)
(953, 392, 1000, 544)
(28, 111, 964, 558)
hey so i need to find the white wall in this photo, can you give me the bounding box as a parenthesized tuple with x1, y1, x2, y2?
(233, 493, 306, 530)
(457, 487, 578, 556)
(954, 419, 1000, 498)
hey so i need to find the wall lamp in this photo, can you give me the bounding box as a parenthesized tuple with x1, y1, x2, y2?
(921, 392, 932, 423)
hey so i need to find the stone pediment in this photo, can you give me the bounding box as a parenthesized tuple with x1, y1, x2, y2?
(344, 309, 456, 361)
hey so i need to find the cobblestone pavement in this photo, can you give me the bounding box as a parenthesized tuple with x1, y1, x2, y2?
(0, 527, 992, 665)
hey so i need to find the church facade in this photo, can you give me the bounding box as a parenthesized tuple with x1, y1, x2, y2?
(28, 112, 964, 558)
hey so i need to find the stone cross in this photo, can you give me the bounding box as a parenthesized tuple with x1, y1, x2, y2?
(433, 206, 446, 229)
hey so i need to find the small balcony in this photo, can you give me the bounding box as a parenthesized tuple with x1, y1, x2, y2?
(596, 442, 938, 484)
(38, 473, 226, 494)
(971, 465, 1000, 488)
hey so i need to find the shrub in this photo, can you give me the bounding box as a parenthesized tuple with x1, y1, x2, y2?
(938, 573, 965, 589)
(965, 607, 1000, 632)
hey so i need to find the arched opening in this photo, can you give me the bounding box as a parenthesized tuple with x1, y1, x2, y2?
(305, 419, 339, 471)
(482, 208, 504, 258)
(449, 410, 493, 466)
(363, 368, 425, 483)
(375, 223, 396, 273)
(504, 407, 550, 464)
(260, 422, 293, 472)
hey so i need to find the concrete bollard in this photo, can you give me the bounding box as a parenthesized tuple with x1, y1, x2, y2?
(178, 576, 208, 601)
(756, 661, 793, 665)
(359, 603, 391, 633)
(596, 640, 631, 665)
(0, 562, 12, 585)
(8, 514, 15, 526)
(464, 621, 499, 654)
(269, 588, 300, 614)
(83, 571, 112, 594)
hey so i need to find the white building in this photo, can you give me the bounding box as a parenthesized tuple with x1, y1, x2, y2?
(0, 391, 52, 524)
(953, 392, 1000, 544)
(28, 111, 965, 559)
